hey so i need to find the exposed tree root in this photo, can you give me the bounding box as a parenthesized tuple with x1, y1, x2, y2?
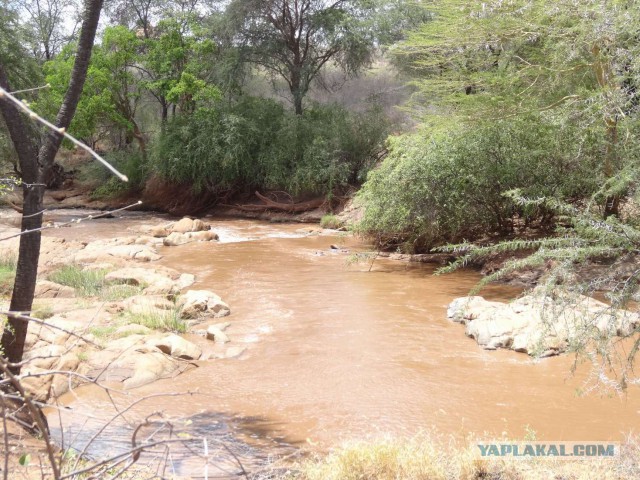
(226, 191, 325, 213)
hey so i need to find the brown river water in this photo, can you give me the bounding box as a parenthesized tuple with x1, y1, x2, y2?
(34, 211, 640, 476)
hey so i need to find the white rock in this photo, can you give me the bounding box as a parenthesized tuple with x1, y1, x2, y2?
(206, 325, 229, 343)
(35, 280, 75, 299)
(147, 334, 202, 360)
(171, 218, 210, 234)
(179, 290, 230, 319)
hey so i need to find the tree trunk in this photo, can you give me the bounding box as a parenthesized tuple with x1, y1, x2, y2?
(0, 0, 104, 372)
(161, 102, 168, 122)
(603, 119, 619, 218)
(592, 45, 620, 218)
(293, 92, 303, 116)
(132, 122, 147, 162)
(1, 186, 44, 368)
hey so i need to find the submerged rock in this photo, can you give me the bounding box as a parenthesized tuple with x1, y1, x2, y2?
(447, 291, 640, 356)
(147, 333, 202, 360)
(170, 217, 210, 234)
(206, 325, 230, 343)
(163, 230, 218, 246)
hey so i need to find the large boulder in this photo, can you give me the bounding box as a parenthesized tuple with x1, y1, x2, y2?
(71, 241, 162, 264)
(105, 268, 182, 295)
(34, 280, 76, 299)
(206, 325, 229, 343)
(146, 334, 202, 360)
(163, 230, 219, 247)
(170, 218, 210, 234)
(447, 291, 640, 356)
(179, 290, 230, 319)
(122, 295, 175, 315)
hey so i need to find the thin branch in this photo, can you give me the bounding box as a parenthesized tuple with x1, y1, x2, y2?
(9, 84, 52, 95)
(0, 358, 60, 479)
(0, 200, 143, 242)
(0, 313, 100, 348)
(0, 85, 128, 181)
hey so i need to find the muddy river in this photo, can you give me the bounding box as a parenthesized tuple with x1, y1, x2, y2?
(37, 211, 640, 476)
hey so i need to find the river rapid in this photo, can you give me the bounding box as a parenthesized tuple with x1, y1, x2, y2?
(37, 211, 640, 476)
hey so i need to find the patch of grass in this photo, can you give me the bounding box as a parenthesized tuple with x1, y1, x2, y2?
(32, 303, 54, 320)
(48, 265, 108, 296)
(126, 308, 187, 333)
(320, 214, 344, 230)
(100, 284, 144, 302)
(0, 252, 17, 297)
(88, 325, 117, 339)
(90, 177, 128, 200)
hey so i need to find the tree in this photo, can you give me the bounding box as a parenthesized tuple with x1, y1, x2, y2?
(139, 16, 217, 121)
(394, 0, 640, 217)
(227, 0, 379, 115)
(14, 0, 80, 61)
(0, 0, 104, 372)
(44, 26, 148, 154)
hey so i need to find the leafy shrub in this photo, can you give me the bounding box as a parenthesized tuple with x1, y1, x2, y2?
(151, 97, 389, 197)
(356, 115, 604, 252)
(320, 214, 344, 229)
(89, 149, 146, 199)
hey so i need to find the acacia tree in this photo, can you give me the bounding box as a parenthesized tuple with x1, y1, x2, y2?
(44, 26, 148, 154)
(0, 0, 104, 371)
(15, 0, 80, 61)
(228, 0, 379, 115)
(395, 0, 640, 217)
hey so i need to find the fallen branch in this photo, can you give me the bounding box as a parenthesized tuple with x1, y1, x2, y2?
(225, 191, 325, 213)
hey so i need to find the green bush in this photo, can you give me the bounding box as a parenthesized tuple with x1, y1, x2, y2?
(320, 214, 344, 229)
(356, 115, 604, 252)
(151, 97, 389, 197)
(89, 149, 146, 199)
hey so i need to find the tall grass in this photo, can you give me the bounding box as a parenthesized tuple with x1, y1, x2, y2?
(48, 265, 107, 296)
(126, 308, 187, 333)
(0, 252, 17, 297)
(47, 265, 142, 299)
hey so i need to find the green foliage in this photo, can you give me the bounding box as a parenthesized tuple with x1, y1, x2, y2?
(0, 4, 41, 88)
(42, 26, 143, 145)
(228, 0, 379, 113)
(395, 0, 640, 127)
(152, 98, 389, 196)
(356, 114, 604, 252)
(141, 17, 219, 114)
(0, 252, 17, 297)
(126, 308, 186, 333)
(90, 149, 146, 198)
(320, 214, 344, 230)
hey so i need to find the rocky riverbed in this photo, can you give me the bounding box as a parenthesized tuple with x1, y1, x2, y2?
(0, 215, 242, 402)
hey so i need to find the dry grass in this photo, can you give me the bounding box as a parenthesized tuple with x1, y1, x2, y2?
(286, 433, 640, 480)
